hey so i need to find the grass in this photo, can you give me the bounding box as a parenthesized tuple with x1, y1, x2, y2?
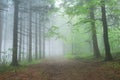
(0, 59, 42, 73)
(109, 62, 120, 69)
(65, 53, 95, 60)
(0, 64, 24, 73)
(65, 52, 120, 72)
(1, 52, 120, 73)
(20, 59, 42, 66)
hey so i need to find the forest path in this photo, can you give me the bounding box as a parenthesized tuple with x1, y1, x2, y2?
(0, 58, 120, 80)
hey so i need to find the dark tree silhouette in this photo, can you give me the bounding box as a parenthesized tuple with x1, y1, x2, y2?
(28, 1, 32, 62)
(90, 7, 101, 58)
(101, 0, 113, 61)
(35, 12, 38, 60)
(11, 0, 19, 66)
(0, 12, 3, 62)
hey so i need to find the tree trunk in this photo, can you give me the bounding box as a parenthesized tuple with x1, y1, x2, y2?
(11, 0, 19, 66)
(0, 12, 3, 62)
(43, 23, 45, 58)
(101, 0, 113, 61)
(28, 1, 32, 62)
(49, 39, 51, 56)
(90, 7, 101, 58)
(39, 13, 42, 59)
(22, 13, 25, 60)
(35, 12, 38, 60)
(18, 12, 23, 62)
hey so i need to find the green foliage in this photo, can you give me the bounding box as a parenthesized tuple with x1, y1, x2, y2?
(0, 65, 12, 73)
(65, 52, 93, 59)
(46, 25, 66, 40)
(46, 25, 59, 38)
(105, 61, 120, 69)
(62, 0, 120, 59)
(48, 0, 55, 4)
(20, 60, 41, 66)
(113, 9, 120, 15)
(109, 27, 120, 52)
(0, 64, 24, 73)
(0, 59, 41, 73)
(65, 5, 89, 16)
(64, 53, 76, 59)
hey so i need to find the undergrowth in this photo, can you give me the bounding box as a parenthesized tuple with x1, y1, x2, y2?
(0, 60, 42, 73)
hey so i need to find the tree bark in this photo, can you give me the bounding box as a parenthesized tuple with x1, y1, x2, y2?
(35, 12, 38, 60)
(0, 12, 2, 57)
(39, 13, 42, 59)
(18, 12, 23, 62)
(28, 1, 32, 62)
(101, 0, 113, 61)
(43, 24, 45, 58)
(0, 12, 3, 62)
(11, 0, 19, 66)
(90, 7, 101, 58)
(22, 13, 25, 60)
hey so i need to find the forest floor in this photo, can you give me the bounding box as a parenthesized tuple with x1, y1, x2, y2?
(0, 58, 120, 80)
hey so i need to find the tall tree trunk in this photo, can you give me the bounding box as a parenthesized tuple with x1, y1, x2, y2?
(90, 7, 101, 58)
(22, 32, 25, 60)
(22, 16, 25, 60)
(49, 39, 51, 56)
(11, 0, 19, 66)
(28, 1, 32, 62)
(0, 12, 3, 62)
(35, 12, 38, 60)
(43, 24, 45, 58)
(101, 0, 113, 61)
(38, 13, 42, 59)
(18, 12, 23, 62)
(72, 34, 74, 54)
(22, 13, 25, 60)
(27, 27, 29, 60)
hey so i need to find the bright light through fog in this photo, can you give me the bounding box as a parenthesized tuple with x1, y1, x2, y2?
(55, 0, 63, 8)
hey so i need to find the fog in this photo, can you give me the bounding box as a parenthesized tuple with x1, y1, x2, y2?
(0, 0, 119, 65)
(0, 0, 120, 80)
(0, 0, 72, 63)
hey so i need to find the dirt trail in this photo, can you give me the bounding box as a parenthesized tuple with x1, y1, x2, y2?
(0, 58, 119, 80)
